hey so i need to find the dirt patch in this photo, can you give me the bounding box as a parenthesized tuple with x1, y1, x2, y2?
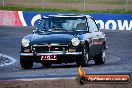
(0, 78, 131, 88)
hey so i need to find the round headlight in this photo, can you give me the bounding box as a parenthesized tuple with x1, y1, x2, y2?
(71, 37, 80, 46)
(22, 39, 30, 47)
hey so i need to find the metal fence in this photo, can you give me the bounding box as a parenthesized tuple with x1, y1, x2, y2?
(0, 0, 132, 12)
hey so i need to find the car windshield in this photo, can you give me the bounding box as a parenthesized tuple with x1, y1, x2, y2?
(37, 17, 87, 32)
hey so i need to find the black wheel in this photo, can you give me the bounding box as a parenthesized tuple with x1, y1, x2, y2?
(94, 44, 106, 65)
(20, 56, 33, 69)
(41, 62, 52, 68)
(76, 44, 89, 67)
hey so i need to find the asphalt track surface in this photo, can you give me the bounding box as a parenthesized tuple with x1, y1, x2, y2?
(0, 26, 132, 80)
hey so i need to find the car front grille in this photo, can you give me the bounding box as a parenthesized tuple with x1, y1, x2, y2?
(32, 44, 68, 53)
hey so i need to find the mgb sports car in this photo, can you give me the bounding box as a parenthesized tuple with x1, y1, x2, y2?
(20, 14, 107, 69)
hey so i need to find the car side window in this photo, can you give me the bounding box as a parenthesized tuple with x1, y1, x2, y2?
(87, 18, 98, 32)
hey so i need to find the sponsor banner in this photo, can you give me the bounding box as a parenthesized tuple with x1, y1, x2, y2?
(90, 14, 132, 30)
(19, 11, 57, 26)
(0, 10, 132, 30)
(0, 10, 22, 26)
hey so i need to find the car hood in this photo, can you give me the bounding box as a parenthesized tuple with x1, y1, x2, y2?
(28, 32, 85, 45)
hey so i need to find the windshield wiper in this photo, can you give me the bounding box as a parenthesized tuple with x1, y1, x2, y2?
(52, 28, 68, 32)
(42, 29, 52, 32)
(63, 29, 69, 32)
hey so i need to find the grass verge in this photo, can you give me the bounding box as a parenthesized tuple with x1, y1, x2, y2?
(0, 6, 132, 13)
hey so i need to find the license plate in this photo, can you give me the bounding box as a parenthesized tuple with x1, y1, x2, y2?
(41, 55, 57, 60)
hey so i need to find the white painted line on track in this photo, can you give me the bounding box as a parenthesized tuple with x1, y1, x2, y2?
(15, 77, 76, 81)
(0, 54, 16, 66)
(16, 70, 132, 81)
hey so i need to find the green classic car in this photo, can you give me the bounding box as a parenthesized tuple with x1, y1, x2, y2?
(20, 14, 107, 69)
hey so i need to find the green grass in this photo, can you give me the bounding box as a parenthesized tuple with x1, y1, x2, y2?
(0, 6, 132, 14)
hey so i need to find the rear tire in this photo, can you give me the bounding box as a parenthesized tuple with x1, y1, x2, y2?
(94, 44, 106, 65)
(20, 56, 33, 69)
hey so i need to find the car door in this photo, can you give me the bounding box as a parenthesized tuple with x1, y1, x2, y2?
(87, 17, 102, 57)
(91, 31, 104, 55)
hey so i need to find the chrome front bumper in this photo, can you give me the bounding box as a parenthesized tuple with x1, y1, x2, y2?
(20, 52, 82, 56)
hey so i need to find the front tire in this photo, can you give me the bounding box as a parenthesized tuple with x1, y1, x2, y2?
(76, 45, 89, 67)
(20, 56, 33, 69)
(94, 45, 106, 65)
